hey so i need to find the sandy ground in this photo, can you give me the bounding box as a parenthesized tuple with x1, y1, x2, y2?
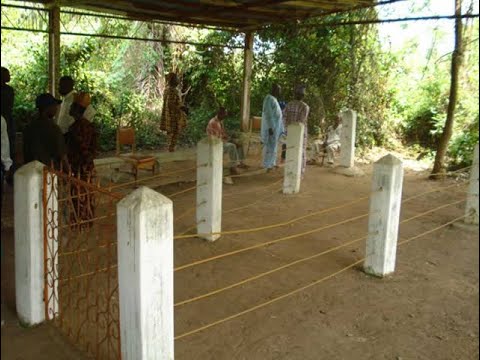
(1, 150, 478, 360)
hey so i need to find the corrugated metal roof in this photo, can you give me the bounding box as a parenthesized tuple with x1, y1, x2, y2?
(28, 0, 377, 30)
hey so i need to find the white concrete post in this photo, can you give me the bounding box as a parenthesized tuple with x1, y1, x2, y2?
(14, 161, 45, 326)
(339, 109, 357, 168)
(283, 123, 305, 195)
(364, 154, 404, 277)
(117, 187, 174, 360)
(465, 143, 479, 225)
(196, 137, 223, 241)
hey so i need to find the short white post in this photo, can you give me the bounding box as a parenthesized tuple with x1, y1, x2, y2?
(14, 161, 46, 326)
(283, 123, 305, 195)
(339, 109, 357, 168)
(465, 143, 479, 225)
(364, 154, 404, 277)
(117, 187, 174, 360)
(196, 137, 223, 241)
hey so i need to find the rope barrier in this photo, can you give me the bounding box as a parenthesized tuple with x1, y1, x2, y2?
(174, 196, 466, 307)
(174, 235, 367, 307)
(402, 180, 469, 203)
(108, 166, 197, 190)
(168, 184, 199, 198)
(174, 214, 466, 341)
(427, 165, 472, 178)
(223, 177, 283, 198)
(400, 199, 465, 224)
(174, 213, 368, 272)
(175, 194, 369, 240)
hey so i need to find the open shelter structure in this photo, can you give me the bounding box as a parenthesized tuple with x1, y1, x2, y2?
(3, 0, 388, 132)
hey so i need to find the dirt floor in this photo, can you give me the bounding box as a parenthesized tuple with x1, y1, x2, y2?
(1, 150, 479, 360)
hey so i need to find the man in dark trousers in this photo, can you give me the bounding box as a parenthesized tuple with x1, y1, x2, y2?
(1, 67, 15, 185)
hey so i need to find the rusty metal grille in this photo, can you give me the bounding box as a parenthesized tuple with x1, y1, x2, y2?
(43, 167, 124, 359)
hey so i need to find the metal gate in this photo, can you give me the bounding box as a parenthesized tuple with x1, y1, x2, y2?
(43, 167, 123, 359)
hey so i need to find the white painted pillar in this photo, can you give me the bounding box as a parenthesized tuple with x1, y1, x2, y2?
(364, 154, 404, 277)
(196, 137, 223, 241)
(14, 161, 45, 326)
(465, 143, 479, 225)
(283, 123, 304, 195)
(117, 187, 174, 360)
(339, 109, 357, 168)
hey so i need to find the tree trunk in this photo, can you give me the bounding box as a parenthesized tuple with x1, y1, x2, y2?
(430, 0, 464, 179)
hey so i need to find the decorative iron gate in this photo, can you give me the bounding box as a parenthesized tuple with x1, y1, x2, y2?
(43, 167, 123, 359)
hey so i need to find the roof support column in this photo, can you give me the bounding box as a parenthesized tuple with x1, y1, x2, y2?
(48, 6, 60, 97)
(240, 32, 254, 132)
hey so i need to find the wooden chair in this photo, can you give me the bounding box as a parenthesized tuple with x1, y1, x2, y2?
(245, 116, 262, 156)
(116, 127, 157, 181)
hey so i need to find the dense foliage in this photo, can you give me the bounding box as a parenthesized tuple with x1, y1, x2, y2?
(1, 4, 478, 167)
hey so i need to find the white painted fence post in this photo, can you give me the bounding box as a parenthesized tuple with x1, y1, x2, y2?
(339, 109, 357, 168)
(196, 137, 223, 241)
(364, 154, 404, 277)
(117, 187, 174, 360)
(14, 161, 46, 325)
(283, 123, 304, 195)
(465, 143, 479, 225)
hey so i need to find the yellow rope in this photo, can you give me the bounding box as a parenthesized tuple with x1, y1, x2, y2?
(109, 166, 197, 190)
(168, 185, 198, 198)
(223, 177, 283, 198)
(428, 165, 473, 178)
(174, 207, 196, 223)
(175, 194, 369, 240)
(402, 180, 468, 203)
(174, 214, 466, 341)
(174, 196, 466, 307)
(174, 235, 367, 307)
(400, 199, 465, 224)
(174, 213, 368, 272)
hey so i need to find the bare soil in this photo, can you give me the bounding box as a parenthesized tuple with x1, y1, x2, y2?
(1, 152, 478, 360)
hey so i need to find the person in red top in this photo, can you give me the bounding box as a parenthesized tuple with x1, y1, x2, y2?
(206, 107, 248, 175)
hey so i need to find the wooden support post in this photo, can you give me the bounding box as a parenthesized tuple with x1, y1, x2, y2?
(240, 32, 254, 132)
(48, 6, 60, 97)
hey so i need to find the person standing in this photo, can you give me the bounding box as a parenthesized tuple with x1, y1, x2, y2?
(1, 67, 15, 185)
(23, 93, 66, 169)
(283, 85, 310, 175)
(56, 76, 96, 136)
(160, 72, 187, 152)
(1, 116, 13, 212)
(261, 84, 284, 171)
(66, 92, 98, 228)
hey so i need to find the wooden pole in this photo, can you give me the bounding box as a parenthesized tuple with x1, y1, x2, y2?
(240, 32, 254, 132)
(48, 6, 60, 97)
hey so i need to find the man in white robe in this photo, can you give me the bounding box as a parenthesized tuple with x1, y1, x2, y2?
(56, 76, 96, 135)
